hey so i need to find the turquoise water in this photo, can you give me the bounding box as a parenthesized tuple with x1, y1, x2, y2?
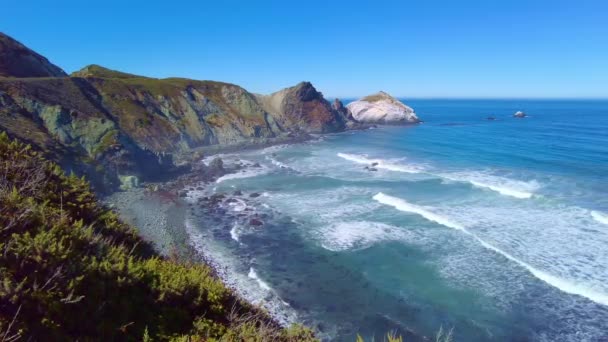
(190, 100, 608, 341)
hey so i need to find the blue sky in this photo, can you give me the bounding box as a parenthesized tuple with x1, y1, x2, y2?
(3, 0, 607, 98)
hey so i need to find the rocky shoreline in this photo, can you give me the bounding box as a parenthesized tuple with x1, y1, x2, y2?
(104, 139, 308, 327)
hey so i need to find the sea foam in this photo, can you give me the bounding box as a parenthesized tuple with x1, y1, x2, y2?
(591, 211, 608, 225)
(339, 153, 539, 199)
(248, 267, 272, 291)
(442, 172, 540, 199)
(230, 224, 240, 242)
(337, 153, 423, 173)
(373, 192, 608, 307)
(373, 192, 464, 230)
(319, 221, 409, 251)
(216, 168, 269, 183)
(265, 156, 290, 169)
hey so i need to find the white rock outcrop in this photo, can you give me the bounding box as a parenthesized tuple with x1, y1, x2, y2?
(346, 91, 419, 124)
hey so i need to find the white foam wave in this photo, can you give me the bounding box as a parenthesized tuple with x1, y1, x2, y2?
(248, 267, 271, 291)
(591, 211, 608, 225)
(338, 152, 539, 199)
(230, 224, 240, 242)
(319, 221, 410, 251)
(374, 192, 608, 306)
(227, 198, 248, 212)
(337, 153, 422, 174)
(373, 192, 464, 230)
(442, 172, 540, 199)
(266, 156, 290, 169)
(216, 168, 268, 183)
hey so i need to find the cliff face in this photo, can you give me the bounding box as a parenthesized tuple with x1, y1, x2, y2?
(0, 33, 67, 78)
(256, 82, 350, 133)
(0, 34, 354, 192)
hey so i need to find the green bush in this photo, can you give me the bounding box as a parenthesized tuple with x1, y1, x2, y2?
(0, 132, 316, 341)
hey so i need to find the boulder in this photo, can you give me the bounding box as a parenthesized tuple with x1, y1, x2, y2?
(118, 175, 140, 190)
(208, 157, 225, 175)
(346, 91, 420, 124)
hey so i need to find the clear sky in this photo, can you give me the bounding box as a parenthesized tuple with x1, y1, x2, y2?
(3, 0, 607, 98)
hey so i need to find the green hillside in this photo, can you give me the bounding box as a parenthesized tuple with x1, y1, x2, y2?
(0, 132, 316, 341)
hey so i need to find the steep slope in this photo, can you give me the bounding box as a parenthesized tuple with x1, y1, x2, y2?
(0, 32, 67, 77)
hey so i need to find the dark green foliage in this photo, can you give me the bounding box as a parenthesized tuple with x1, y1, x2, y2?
(0, 132, 316, 341)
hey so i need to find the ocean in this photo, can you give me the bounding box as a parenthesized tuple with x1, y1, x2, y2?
(186, 99, 608, 341)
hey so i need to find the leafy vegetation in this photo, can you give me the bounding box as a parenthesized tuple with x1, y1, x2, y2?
(0, 132, 316, 341)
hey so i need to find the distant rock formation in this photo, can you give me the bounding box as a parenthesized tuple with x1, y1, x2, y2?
(0, 32, 67, 77)
(346, 91, 420, 124)
(513, 111, 527, 118)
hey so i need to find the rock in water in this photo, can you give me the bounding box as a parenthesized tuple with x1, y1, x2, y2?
(346, 91, 420, 124)
(513, 111, 527, 118)
(208, 157, 225, 176)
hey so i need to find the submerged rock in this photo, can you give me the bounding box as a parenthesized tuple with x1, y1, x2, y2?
(346, 91, 420, 124)
(514, 111, 527, 118)
(249, 218, 264, 226)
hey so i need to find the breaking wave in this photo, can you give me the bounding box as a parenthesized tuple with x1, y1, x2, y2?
(248, 267, 272, 291)
(591, 211, 608, 225)
(373, 192, 608, 307)
(442, 172, 540, 199)
(338, 152, 539, 199)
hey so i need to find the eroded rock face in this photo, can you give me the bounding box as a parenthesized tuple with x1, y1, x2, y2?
(256, 82, 350, 133)
(346, 91, 420, 124)
(0, 33, 67, 78)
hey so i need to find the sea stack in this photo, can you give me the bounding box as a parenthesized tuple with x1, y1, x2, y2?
(346, 91, 420, 124)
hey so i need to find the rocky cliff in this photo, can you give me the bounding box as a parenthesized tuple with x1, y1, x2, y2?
(346, 91, 420, 124)
(255, 82, 350, 133)
(0, 33, 354, 192)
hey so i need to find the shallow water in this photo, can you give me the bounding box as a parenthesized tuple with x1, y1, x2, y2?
(188, 99, 608, 341)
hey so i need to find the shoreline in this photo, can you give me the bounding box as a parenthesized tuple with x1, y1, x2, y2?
(104, 137, 310, 328)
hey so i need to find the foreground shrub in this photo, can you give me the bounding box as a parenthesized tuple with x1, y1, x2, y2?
(0, 132, 315, 341)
